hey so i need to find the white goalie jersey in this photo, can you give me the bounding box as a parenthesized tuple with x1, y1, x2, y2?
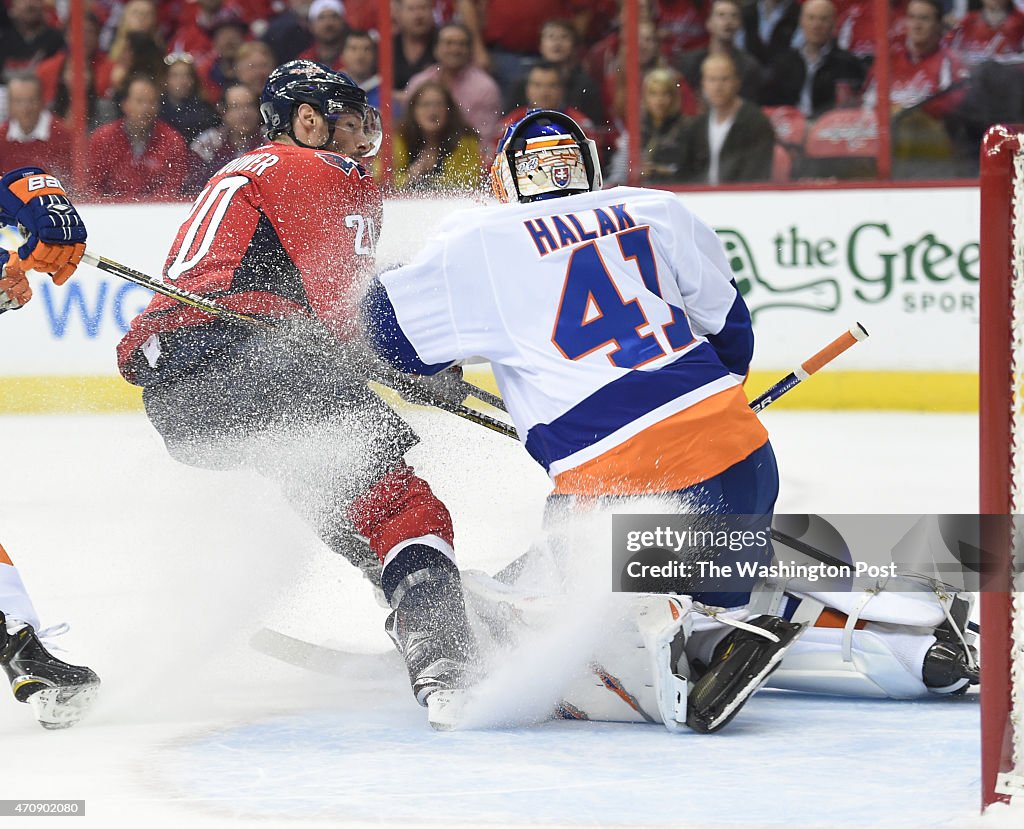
(369, 186, 767, 496)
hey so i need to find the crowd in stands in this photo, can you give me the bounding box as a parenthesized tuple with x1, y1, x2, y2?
(2, 0, 1023, 200)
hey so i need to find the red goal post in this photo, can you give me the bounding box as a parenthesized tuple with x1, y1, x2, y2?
(979, 124, 1024, 810)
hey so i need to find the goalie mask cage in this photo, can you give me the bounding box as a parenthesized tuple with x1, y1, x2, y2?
(980, 125, 1024, 810)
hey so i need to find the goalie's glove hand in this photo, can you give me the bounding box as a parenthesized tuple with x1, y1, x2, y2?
(0, 167, 87, 285)
(396, 366, 470, 410)
(0, 252, 33, 312)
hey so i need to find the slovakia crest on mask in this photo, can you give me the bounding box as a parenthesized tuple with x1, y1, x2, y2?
(551, 165, 571, 188)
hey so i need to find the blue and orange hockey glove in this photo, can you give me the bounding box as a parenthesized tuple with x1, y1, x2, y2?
(0, 167, 87, 286)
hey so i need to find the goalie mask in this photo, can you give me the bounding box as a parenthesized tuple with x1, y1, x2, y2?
(260, 59, 383, 156)
(490, 109, 602, 203)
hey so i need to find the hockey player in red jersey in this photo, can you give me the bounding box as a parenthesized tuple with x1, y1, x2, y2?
(117, 61, 476, 710)
(0, 166, 100, 729)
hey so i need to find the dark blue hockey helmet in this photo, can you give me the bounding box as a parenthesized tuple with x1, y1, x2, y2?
(490, 109, 602, 203)
(260, 59, 382, 154)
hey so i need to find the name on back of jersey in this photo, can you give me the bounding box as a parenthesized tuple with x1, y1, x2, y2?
(524, 203, 638, 258)
(215, 152, 280, 178)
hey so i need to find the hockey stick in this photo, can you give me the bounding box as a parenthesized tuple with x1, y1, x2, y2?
(81, 249, 515, 433)
(749, 323, 870, 413)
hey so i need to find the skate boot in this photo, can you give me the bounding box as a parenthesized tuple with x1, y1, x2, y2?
(384, 562, 477, 707)
(686, 615, 806, 734)
(922, 595, 979, 694)
(0, 611, 100, 730)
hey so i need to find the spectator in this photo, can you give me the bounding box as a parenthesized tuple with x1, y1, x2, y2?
(737, 0, 802, 64)
(161, 53, 220, 144)
(170, 0, 249, 62)
(341, 30, 381, 110)
(262, 0, 313, 63)
(836, 0, 909, 64)
(198, 16, 251, 101)
(86, 75, 191, 201)
(499, 62, 595, 137)
(864, 0, 969, 118)
(393, 0, 438, 92)
(864, 0, 970, 177)
(600, 16, 688, 123)
(391, 80, 482, 192)
(107, 0, 162, 67)
(405, 22, 502, 151)
(36, 12, 115, 106)
(657, 0, 712, 55)
(607, 67, 690, 185)
(0, 74, 72, 181)
(457, 0, 588, 88)
(507, 20, 605, 124)
(298, 0, 348, 68)
(235, 41, 277, 98)
(681, 53, 774, 183)
(109, 31, 166, 100)
(0, 0, 65, 75)
(946, 0, 1024, 67)
(51, 47, 120, 130)
(189, 83, 264, 188)
(759, 0, 865, 116)
(677, 0, 763, 102)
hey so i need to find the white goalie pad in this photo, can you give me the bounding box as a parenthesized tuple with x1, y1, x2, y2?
(460, 570, 692, 731)
(763, 587, 977, 698)
(766, 624, 935, 698)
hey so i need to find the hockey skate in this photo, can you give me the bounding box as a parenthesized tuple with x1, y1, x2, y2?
(0, 612, 100, 730)
(385, 569, 477, 726)
(686, 614, 806, 734)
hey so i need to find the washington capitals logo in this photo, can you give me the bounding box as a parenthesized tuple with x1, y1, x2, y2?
(315, 152, 370, 179)
(551, 166, 571, 188)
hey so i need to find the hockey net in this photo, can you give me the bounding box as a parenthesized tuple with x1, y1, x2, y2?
(980, 125, 1024, 809)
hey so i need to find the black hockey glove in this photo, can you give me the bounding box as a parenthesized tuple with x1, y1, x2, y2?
(391, 366, 470, 410)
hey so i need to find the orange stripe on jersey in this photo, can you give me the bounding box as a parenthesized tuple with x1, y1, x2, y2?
(0, 542, 12, 566)
(552, 386, 768, 496)
(8, 179, 67, 204)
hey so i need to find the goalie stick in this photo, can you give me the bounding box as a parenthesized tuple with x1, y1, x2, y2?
(81, 250, 515, 437)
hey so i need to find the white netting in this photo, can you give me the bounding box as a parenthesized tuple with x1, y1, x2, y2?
(1004, 147, 1024, 798)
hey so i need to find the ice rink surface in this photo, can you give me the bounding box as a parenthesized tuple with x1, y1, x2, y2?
(1, 406, 1018, 829)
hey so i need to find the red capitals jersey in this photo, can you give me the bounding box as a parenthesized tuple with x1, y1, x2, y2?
(117, 142, 381, 386)
(865, 42, 969, 117)
(837, 1, 908, 60)
(946, 10, 1024, 66)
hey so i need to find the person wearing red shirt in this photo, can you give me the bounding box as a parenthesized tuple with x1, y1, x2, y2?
(35, 13, 115, 106)
(946, 0, 1024, 67)
(170, 0, 250, 62)
(118, 61, 474, 717)
(836, 0, 908, 63)
(657, 0, 711, 55)
(500, 62, 595, 138)
(865, 0, 969, 118)
(0, 75, 72, 181)
(457, 0, 588, 87)
(297, 0, 348, 69)
(86, 76, 192, 201)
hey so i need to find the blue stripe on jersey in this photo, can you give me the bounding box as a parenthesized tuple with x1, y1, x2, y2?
(363, 278, 452, 376)
(523, 342, 730, 470)
(705, 286, 754, 377)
